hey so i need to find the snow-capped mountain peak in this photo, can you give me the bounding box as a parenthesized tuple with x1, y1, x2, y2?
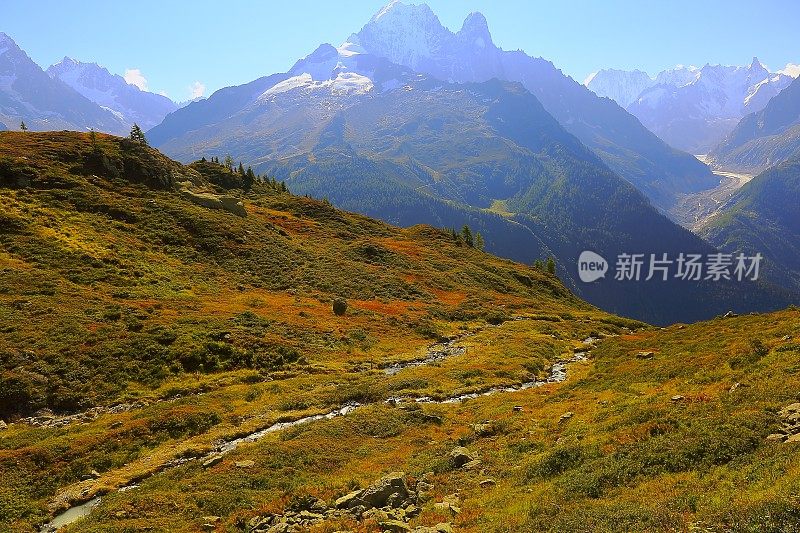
(619, 59, 795, 152)
(585, 68, 655, 107)
(348, 1, 454, 71)
(47, 57, 176, 130)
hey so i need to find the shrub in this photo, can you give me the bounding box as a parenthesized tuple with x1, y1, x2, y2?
(332, 298, 347, 316)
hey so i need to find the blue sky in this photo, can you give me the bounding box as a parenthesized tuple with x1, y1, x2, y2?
(3, 0, 798, 101)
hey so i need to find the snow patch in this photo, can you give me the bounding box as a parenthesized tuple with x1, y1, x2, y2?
(259, 71, 373, 100)
(330, 71, 374, 94)
(262, 74, 315, 97)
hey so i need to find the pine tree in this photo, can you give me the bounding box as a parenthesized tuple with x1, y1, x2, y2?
(237, 162, 245, 175)
(224, 155, 234, 171)
(474, 232, 484, 251)
(244, 167, 255, 191)
(546, 257, 556, 275)
(129, 123, 148, 145)
(89, 128, 98, 150)
(460, 225, 474, 247)
(200, 156, 207, 162)
(20, 121, 28, 131)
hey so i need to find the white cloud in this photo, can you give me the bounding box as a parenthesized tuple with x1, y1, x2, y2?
(778, 63, 800, 78)
(124, 68, 149, 91)
(189, 81, 206, 99)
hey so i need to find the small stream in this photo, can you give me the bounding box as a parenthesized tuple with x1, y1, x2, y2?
(41, 324, 598, 531)
(382, 335, 469, 375)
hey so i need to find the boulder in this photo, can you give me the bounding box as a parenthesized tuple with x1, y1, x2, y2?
(411, 525, 453, 533)
(0, 420, 7, 430)
(671, 395, 685, 402)
(202, 455, 223, 468)
(359, 472, 411, 509)
(636, 351, 654, 359)
(379, 519, 411, 532)
(335, 490, 363, 509)
(479, 479, 496, 488)
(449, 446, 475, 468)
(559, 412, 574, 422)
(180, 189, 246, 217)
(462, 459, 482, 470)
(433, 494, 461, 516)
(472, 421, 497, 437)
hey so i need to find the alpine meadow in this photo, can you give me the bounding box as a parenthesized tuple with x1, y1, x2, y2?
(2, 2, 800, 532)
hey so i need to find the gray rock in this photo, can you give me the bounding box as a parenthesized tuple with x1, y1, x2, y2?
(449, 446, 475, 468)
(479, 478, 496, 487)
(359, 471, 410, 509)
(380, 519, 411, 532)
(0, 420, 7, 430)
(416, 481, 433, 492)
(472, 421, 496, 437)
(202, 455, 223, 468)
(559, 411, 574, 422)
(335, 490, 363, 509)
(462, 459, 482, 470)
(636, 351, 655, 359)
(180, 189, 246, 217)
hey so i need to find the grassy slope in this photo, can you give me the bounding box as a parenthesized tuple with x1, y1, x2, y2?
(702, 157, 800, 293)
(0, 132, 798, 532)
(0, 131, 604, 530)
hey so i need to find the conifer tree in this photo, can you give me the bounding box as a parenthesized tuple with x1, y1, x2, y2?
(89, 128, 98, 151)
(20, 121, 28, 131)
(238, 162, 245, 175)
(244, 166, 256, 191)
(224, 155, 234, 171)
(461, 225, 474, 247)
(474, 232, 484, 251)
(129, 123, 147, 145)
(546, 257, 556, 275)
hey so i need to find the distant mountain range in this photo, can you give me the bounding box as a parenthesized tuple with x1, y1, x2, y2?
(0, 32, 127, 134)
(587, 59, 797, 153)
(343, 2, 715, 212)
(0, 32, 176, 134)
(709, 75, 800, 173)
(47, 57, 177, 130)
(149, 9, 791, 324)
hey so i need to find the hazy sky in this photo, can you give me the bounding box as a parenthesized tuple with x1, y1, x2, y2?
(3, 0, 798, 100)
